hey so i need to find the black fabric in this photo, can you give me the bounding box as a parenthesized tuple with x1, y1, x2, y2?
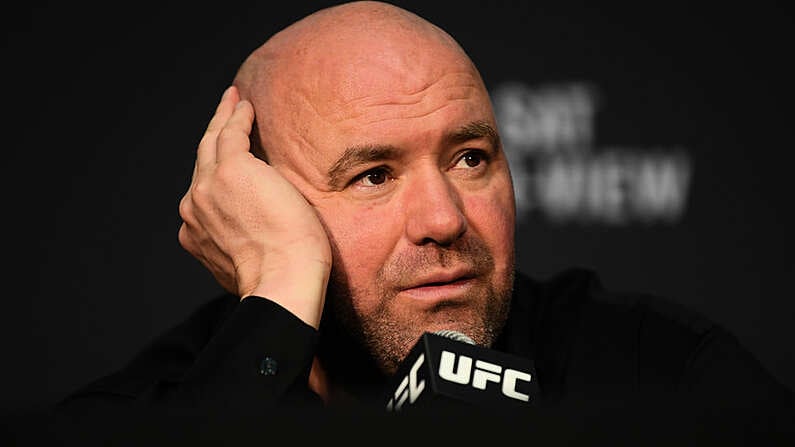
(10, 269, 794, 445)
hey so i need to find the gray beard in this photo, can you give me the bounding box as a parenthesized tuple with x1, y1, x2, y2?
(326, 237, 514, 375)
(357, 278, 513, 374)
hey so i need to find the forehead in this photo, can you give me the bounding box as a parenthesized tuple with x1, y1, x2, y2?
(300, 70, 493, 150)
(260, 29, 495, 181)
(292, 79, 492, 183)
(319, 70, 485, 124)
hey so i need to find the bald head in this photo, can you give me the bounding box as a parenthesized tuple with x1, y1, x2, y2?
(228, 2, 514, 376)
(233, 1, 489, 165)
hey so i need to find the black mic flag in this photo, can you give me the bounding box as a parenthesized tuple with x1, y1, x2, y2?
(384, 331, 539, 412)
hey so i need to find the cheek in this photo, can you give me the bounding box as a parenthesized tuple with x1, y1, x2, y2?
(317, 200, 400, 294)
(463, 181, 516, 269)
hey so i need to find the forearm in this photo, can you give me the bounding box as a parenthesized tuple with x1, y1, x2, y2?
(57, 296, 322, 415)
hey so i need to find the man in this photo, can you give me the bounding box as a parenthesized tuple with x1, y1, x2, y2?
(45, 1, 791, 443)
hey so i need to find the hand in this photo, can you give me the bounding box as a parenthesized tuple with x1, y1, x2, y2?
(178, 86, 332, 328)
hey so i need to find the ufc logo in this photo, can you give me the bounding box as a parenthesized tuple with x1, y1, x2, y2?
(386, 353, 426, 411)
(438, 351, 532, 402)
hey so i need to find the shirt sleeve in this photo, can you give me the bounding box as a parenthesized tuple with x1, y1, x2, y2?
(48, 295, 323, 441)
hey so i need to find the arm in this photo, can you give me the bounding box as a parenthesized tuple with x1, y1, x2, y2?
(58, 296, 321, 413)
(41, 87, 335, 441)
(173, 85, 335, 402)
(177, 85, 332, 330)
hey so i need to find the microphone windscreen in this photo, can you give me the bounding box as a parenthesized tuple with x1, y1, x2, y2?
(432, 329, 476, 345)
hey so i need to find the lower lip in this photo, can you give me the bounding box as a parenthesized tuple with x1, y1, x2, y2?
(400, 278, 475, 301)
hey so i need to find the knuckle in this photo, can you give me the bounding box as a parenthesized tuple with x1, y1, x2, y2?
(217, 127, 239, 143)
(217, 127, 249, 151)
(213, 161, 240, 182)
(178, 194, 192, 219)
(177, 224, 193, 250)
(198, 133, 216, 151)
(190, 180, 212, 202)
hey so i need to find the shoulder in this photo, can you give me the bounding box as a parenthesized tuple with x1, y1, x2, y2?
(514, 268, 792, 407)
(515, 267, 715, 349)
(511, 268, 794, 439)
(516, 267, 712, 334)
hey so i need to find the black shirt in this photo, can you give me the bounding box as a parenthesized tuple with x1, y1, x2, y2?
(18, 268, 794, 445)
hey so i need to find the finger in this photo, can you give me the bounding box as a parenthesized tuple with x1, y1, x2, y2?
(206, 85, 240, 134)
(178, 193, 194, 226)
(215, 99, 255, 163)
(177, 223, 194, 253)
(197, 86, 241, 173)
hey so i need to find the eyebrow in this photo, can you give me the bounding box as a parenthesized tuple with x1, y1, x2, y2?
(326, 120, 501, 190)
(445, 120, 501, 151)
(327, 144, 401, 190)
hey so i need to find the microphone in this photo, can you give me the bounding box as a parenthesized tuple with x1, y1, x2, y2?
(383, 330, 539, 412)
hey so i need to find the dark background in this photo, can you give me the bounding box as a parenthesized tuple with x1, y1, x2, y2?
(3, 1, 793, 416)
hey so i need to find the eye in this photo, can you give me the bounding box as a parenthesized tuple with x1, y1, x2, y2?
(454, 150, 488, 169)
(353, 167, 392, 187)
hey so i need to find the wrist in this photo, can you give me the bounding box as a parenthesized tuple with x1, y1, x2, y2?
(243, 257, 331, 329)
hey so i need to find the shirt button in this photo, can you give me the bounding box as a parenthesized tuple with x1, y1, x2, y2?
(259, 356, 278, 376)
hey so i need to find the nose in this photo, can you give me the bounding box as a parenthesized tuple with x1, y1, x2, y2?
(404, 169, 468, 246)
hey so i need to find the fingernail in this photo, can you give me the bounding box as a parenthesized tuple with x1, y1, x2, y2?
(235, 100, 248, 109)
(222, 86, 233, 99)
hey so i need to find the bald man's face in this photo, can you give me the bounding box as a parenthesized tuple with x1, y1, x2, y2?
(255, 33, 515, 373)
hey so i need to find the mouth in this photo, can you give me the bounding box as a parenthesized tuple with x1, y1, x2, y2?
(399, 269, 477, 302)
